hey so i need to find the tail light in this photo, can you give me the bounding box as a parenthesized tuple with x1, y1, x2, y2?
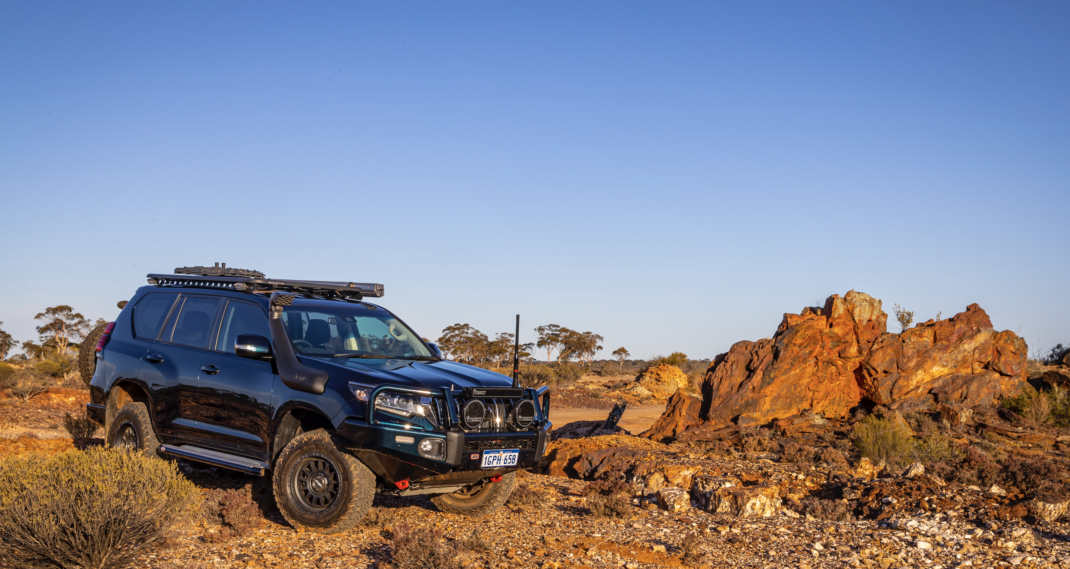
(95, 323, 116, 353)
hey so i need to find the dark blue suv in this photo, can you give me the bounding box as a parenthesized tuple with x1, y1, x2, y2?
(87, 265, 550, 533)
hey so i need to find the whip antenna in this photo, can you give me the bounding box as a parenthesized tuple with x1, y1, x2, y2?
(512, 314, 521, 388)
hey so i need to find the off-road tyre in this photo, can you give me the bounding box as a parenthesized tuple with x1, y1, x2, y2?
(106, 402, 160, 458)
(78, 322, 108, 388)
(272, 429, 375, 534)
(431, 471, 517, 517)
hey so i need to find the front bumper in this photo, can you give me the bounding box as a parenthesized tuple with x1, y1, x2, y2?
(336, 418, 551, 487)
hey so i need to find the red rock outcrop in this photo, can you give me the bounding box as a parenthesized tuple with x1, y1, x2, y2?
(640, 389, 702, 442)
(648, 292, 1028, 440)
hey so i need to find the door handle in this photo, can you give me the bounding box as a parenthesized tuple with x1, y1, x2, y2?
(201, 364, 220, 375)
(145, 354, 165, 364)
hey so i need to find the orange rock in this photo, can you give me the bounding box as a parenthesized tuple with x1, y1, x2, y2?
(640, 389, 701, 442)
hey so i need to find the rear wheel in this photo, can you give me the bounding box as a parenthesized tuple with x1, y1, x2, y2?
(272, 429, 375, 534)
(431, 472, 517, 517)
(106, 402, 160, 458)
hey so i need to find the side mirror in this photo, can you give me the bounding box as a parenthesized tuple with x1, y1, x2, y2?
(426, 343, 443, 359)
(235, 334, 273, 360)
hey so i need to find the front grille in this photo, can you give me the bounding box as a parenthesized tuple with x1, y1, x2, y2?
(453, 397, 538, 433)
(464, 438, 537, 452)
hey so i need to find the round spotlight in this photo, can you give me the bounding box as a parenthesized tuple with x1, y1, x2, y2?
(514, 400, 537, 429)
(462, 400, 486, 430)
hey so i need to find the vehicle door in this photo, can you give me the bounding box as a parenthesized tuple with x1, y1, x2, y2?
(140, 294, 222, 442)
(129, 292, 181, 421)
(195, 299, 276, 459)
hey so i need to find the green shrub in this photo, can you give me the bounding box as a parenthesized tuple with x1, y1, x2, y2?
(62, 412, 98, 446)
(35, 360, 63, 378)
(1003, 384, 1068, 427)
(0, 363, 14, 389)
(10, 373, 49, 403)
(0, 447, 199, 569)
(555, 363, 583, 384)
(850, 415, 915, 467)
(912, 435, 963, 466)
(518, 365, 556, 387)
(599, 361, 621, 376)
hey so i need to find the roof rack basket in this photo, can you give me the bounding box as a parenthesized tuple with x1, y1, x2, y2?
(147, 264, 383, 299)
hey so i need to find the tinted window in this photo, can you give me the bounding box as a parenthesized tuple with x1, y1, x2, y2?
(216, 301, 270, 353)
(169, 297, 221, 348)
(280, 305, 431, 358)
(132, 293, 178, 340)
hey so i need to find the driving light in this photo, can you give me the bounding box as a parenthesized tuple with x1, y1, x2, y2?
(418, 438, 446, 460)
(462, 400, 486, 430)
(514, 399, 537, 429)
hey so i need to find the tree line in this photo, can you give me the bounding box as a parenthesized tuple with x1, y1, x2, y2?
(436, 322, 627, 369)
(0, 305, 104, 367)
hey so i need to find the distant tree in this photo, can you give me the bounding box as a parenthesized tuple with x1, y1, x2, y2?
(560, 330, 603, 368)
(488, 333, 515, 368)
(612, 347, 630, 366)
(892, 304, 914, 333)
(0, 322, 15, 361)
(34, 305, 90, 358)
(535, 324, 566, 362)
(437, 324, 488, 363)
(20, 340, 43, 360)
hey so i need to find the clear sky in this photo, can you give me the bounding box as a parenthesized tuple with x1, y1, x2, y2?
(1, 2, 1068, 361)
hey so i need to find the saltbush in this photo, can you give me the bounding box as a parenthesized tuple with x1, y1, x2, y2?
(0, 447, 199, 569)
(35, 360, 63, 378)
(586, 493, 631, 518)
(62, 411, 98, 446)
(201, 485, 261, 543)
(10, 372, 49, 403)
(506, 484, 543, 507)
(390, 523, 461, 569)
(850, 415, 914, 467)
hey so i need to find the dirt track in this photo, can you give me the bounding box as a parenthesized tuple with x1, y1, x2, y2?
(549, 404, 665, 434)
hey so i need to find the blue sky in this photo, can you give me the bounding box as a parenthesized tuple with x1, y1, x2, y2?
(1, 2, 1067, 361)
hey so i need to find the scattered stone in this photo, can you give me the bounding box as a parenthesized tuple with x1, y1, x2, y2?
(656, 487, 691, 513)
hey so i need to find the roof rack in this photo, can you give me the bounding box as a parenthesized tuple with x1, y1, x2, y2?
(146, 264, 384, 299)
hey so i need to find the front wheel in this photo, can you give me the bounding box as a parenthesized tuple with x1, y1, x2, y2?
(272, 429, 375, 534)
(431, 471, 517, 517)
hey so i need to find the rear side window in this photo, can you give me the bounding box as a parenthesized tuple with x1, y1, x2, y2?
(167, 296, 222, 349)
(216, 301, 270, 353)
(132, 293, 178, 340)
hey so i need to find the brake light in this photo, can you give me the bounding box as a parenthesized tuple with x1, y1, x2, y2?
(95, 323, 116, 353)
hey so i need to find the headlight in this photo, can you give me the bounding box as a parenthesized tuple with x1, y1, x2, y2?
(375, 392, 423, 418)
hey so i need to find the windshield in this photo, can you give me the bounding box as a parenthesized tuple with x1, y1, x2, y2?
(281, 304, 434, 359)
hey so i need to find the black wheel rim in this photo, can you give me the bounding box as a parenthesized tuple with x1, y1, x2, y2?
(292, 455, 340, 512)
(115, 424, 139, 450)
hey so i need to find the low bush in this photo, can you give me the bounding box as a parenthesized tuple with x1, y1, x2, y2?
(390, 523, 461, 569)
(1043, 343, 1070, 366)
(62, 411, 98, 446)
(361, 506, 396, 528)
(582, 479, 631, 497)
(905, 412, 938, 436)
(555, 363, 584, 384)
(1003, 385, 1052, 426)
(599, 362, 621, 377)
(789, 497, 853, 521)
(1002, 457, 1067, 495)
(818, 447, 850, 469)
(739, 428, 777, 453)
(586, 493, 631, 518)
(35, 360, 63, 378)
(0, 363, 15, 389)
(954, 446, 1003, 488)
(518, 365, 556, 388)
(680, 532, 703, 565)
(912, 435, 963, 466)
(506, 484, 543, 507)
(850, 415, 915, 468)
(0, 447, 199, 569)
(780, 442, 815, 463)
(201, 485, 261, 543)
(10, 373, 49, 403)
(460, 529, 492, 554)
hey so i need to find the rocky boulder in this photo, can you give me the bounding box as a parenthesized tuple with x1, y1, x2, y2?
(640, 389, 702, 442)
(624, 364, 692, 400)
(657, 292, 1029, 439)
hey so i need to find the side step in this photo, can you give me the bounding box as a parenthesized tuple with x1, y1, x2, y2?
(158, 444, 269, 476)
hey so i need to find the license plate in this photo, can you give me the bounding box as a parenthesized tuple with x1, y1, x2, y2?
(480, 449, 519, 468)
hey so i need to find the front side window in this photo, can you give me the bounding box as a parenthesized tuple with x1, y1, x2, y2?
(168, 297, 221, 348)
(281, 305, 433, 359)
(216, 301, 270, 353)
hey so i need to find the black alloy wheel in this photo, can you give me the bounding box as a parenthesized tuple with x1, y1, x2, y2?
(105, 402, 161, 458)
(292, 455, 340, 512)
(114, 424, 139, 450)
